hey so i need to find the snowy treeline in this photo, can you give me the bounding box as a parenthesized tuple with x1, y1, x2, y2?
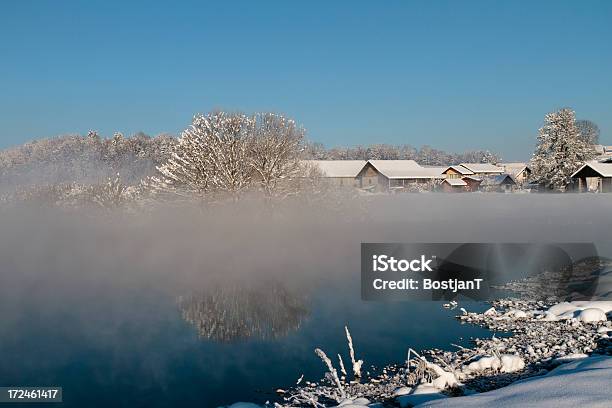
(0, 130, 174, 192)
(531, 108, 597, 191)
(302, 142, 500, 165)
(0, 112, 319, 207)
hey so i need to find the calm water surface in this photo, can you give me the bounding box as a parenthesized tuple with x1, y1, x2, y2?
(0, 278, 494, 408)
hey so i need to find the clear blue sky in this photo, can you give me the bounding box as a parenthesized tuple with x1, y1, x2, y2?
(1, 0, 611, 160)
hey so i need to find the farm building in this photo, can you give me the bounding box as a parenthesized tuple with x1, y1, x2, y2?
(302, 160, 366, 187)
(570, 161, 612, 193)
(499, 162, 532, 185)
(359, 160, 445, 192)
(480, 174, 517, 192)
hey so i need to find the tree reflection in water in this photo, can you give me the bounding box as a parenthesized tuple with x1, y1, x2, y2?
(178, 281, 309, 342)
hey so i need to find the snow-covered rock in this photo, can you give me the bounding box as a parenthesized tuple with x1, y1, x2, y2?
(461, 354, 524, 374)
(462, 356, 501, 373)
(483, 307, 496, 316)
(505, 309, 527, 319)
(577, 308, 607, 322)
(547, 301, 611, 321)
(499, 354, 525, 373)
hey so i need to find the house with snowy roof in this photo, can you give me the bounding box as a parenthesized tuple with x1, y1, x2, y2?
(442, 165, 475, 179)
(570, 160, 612, 193)
(301, 160, 366, 187)
(442, 163, 504, 179)
(480, 174, 517, 192)
(499, 162, 532, 185)
(359, 160, 445, 191)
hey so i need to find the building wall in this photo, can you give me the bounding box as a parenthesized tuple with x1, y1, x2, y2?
(356, 163, 388, 191)
(463, 179, 481, 192)
(604, 178, 612, 193)
(441, 182, 465, 193)
(358, 165, 380, 188)
(321, 177, 359, 187)
(514, 169, 531, 185)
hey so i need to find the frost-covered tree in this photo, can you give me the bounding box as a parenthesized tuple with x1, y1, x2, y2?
(154, 112, 254, 198)
(531, 108, 596, 191)
(154, 111, 307, 200)
(576, 119, 600, 145)
(248, 113, 305, 196)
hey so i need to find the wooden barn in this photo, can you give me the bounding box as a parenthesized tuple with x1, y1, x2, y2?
(571, 161, 612, 193)
(302, 160, 366, 187)
(362, 160, 445, 192)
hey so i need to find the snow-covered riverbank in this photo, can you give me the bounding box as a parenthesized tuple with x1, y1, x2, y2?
(226, 298, 611, 408)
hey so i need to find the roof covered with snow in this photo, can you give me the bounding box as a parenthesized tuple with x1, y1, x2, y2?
(444, 165, 474, 175)
(499, 162, 530, 176)
(368, 160, 445, 179)
(480, 174, 516, 186)
(302, 160, 366, 178)
(459, 163, 505, 174)
(443, 178, 467, 186)
(571, 161, 612, 178)
(462, 175, 482, 182)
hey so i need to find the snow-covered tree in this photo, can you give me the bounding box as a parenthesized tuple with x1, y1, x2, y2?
(248, 113, 305, 197)
(576, 119, 600, 145)
(154, 112, 254, 198)
(154, 111, 307, 200)
(531, 108, 596, 191)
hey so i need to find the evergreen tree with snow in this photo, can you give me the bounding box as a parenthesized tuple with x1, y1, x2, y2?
(531, 108, 596, 191)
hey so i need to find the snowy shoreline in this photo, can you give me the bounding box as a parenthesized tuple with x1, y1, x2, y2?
(225, 298, 612, 408)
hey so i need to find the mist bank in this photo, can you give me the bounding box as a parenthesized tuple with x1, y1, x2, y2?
(2, 194, 612, 296)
